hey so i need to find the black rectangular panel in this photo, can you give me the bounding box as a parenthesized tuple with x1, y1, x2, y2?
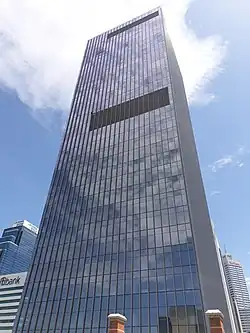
(107, 11, 159, 39)
(89, 87, 169, 130)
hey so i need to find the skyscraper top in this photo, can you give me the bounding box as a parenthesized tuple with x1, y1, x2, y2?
(223, 253, 242, 266)
(90, 7, 161, 40)
(106, 8, 160, 37)
(11, 220, 38, 234)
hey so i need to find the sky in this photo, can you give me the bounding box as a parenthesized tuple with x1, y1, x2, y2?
(0, 0, 250, 288)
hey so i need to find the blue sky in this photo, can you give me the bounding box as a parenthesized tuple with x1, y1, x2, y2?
(0, 0, 249, 283)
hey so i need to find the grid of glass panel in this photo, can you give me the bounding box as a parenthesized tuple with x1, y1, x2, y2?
(13, 8, 207, 333)
(0, 226, 37, 275)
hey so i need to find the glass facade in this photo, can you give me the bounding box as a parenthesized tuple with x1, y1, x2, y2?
(13, 7, 234, 333)
(0, 220, 38, 275)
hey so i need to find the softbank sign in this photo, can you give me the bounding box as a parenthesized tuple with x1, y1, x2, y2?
(0, 276, 21, 286)
(0, 272, 27, 289)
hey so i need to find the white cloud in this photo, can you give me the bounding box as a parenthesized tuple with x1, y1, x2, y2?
(209, 146, 249, 172)
(210, 190, 221, 197)
(210, 156, 234, 172)
(0, 0, 227, 116)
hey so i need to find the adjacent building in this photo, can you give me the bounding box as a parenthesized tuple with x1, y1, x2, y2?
(0, 272, 27, 333)
(212, 227, 238, 332)
(223, 254, 250, 333)
(14, 7, 235, 333)
(0, 220, 38, 275)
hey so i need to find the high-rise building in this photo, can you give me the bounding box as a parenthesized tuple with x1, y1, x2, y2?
(0, 220, 38, 275)
(223, 254, 250, 333)
(212, 228, 238, 332)
(0, 272, 27, 333)
(14, 8, 234, 333)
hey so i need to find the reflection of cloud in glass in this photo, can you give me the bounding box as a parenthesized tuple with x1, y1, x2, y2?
(47, 90, 201, 332)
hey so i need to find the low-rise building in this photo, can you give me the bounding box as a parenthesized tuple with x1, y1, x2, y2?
(0, 272, 26, 332)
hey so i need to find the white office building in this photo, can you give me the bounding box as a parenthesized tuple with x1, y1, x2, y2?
(223, 254, 250, 333)
(213, 235, 238, 332)
(0, 272, 26, 332)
